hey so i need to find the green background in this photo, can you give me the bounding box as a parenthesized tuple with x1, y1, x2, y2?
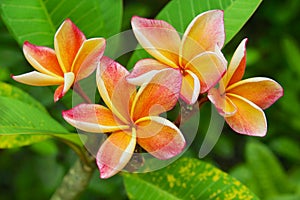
(0, 0, 299, 199)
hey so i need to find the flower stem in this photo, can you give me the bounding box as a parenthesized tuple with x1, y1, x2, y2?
(51, 82, 96, 199)
(174, 95, 209, 126)
(50, 156, 96, 200)
(72, 82, 92, 104)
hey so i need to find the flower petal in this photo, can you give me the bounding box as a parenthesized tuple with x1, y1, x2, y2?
(131, 16, 181, 68)
(54, 85, 64, 102)
(222, 38, 248, 87)
(12, 71, 63, 86)
(131, 69, 181, 120)
(225, 94, 267, 136)
(97, 129, 136, 178)
(186, 51, 226, 93)
(23, 41, 63, 77)
(208, 88, 237, 117)
(135, 116, 185, 159)
(54, 19, 86, 73)
(227, 77, 283, 109)
(53, 72, 75, 101)
(97, 57, 136, 123)
(180, 70, 200, 105)
(63, 72, 75, 95)
(62, 104, 129, 133)
(127, 58, 170, 85)
(180, 10, 225, 66)
(72, 38, 106, 80)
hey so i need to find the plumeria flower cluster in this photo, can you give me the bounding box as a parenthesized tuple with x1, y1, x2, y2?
(13, 10, 283, 178)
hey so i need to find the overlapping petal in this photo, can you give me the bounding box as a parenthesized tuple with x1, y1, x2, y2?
(131, 16, 181, 68)
(63, 72, 75, 94)
(135, 116, 185, 159)
(52, 72, 75, 102)
(227, 77, 284, 109)
(62, 104, 129, 133)
(23, 41, 63, 77)
(131, 69, 181, 120)
(180, 10, 225, 65)
(126, 59, 170, 85)
(12, 71, 63, 86)
(222, 38, 247, 88)
(180, 70, 200, 105)
(97, 57, 136, 123)
(96, 129, 136, 178)
(54, 19, 86, 73)
(225, 94, 267, 136)
(72, 38, 106, 80)
(208, 88, 237, 117)
(54, 85, 65, 102)
(186, 51, 226, 93)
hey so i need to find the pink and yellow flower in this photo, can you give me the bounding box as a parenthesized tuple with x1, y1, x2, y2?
(13, 19, 106, 102)
(208, 39, 283, 136)
(63, 56, 185, 178)
(128, 10, 227, 104)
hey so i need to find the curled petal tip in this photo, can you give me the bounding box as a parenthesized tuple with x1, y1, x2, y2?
(23, 41, 30, 46)
(61, 109, 70, 118)
(54, 85, 64, 102)
(131, 15, 140, 21)
(54, 94, 62, 102)
(62, 18, 74, 26)
(54, 96, 59, 102)
(98, 164, 117, 179)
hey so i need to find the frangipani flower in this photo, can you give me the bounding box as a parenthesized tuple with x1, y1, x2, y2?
(208, 39, 283, 136)
(13, 19, 106, 102)
(63, 56, 185, 178)
(128, 10, 227, 104)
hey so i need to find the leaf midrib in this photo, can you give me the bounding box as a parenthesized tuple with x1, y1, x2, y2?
(38, 0, 56, 33)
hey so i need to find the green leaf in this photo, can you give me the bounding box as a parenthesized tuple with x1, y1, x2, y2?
(229, 164, 259, 195)
(30, 140, 58, 155)
(0, 81, 46, 112)
(245, 140, 294, 198)
(0, 94, 84, 148)
(267, 194, 300, 200)
(0, 134, 50, 149)
(98, 0, 123, 37)
(0, 0, 122, 46)
(123, 157, 259, 200)
(0, 133, 85, 149)
(128, 0, 262, 68)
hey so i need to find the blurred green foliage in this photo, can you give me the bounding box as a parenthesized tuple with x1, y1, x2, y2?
(0, 0, 300, 199)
